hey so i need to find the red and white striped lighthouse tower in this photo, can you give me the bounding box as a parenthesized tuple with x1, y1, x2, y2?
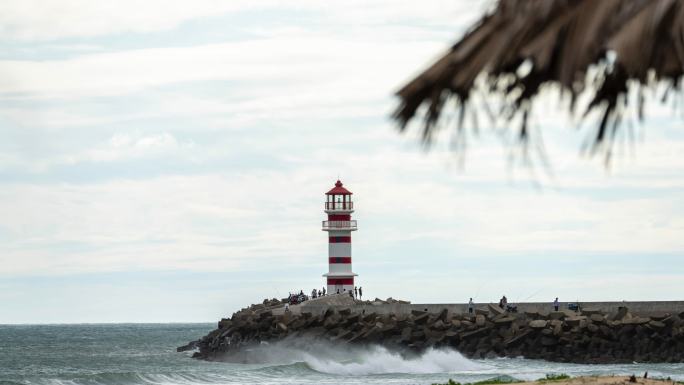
(322, 180, 358, 295)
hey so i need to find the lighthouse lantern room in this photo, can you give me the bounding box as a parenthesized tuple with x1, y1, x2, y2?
(322, 180, 358, 294)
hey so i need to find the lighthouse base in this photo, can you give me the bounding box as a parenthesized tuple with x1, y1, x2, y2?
(326, 277, 354, 296)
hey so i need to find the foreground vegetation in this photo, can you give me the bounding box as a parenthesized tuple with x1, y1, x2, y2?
(433, 374, 572, 385)
(433, 375, 684, 385)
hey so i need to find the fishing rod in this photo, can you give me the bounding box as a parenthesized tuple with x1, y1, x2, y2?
(472, 281, 486, 301)
(522, 287, 547, 302)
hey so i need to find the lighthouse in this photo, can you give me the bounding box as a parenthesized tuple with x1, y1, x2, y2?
(322, 180, 358, 295)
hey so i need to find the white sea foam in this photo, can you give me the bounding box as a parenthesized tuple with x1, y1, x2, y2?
(225, 338, 488, 376)
(302, 345, 487, 375)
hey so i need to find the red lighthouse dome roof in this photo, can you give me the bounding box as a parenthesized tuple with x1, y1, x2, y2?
(326, 180, 352, 195)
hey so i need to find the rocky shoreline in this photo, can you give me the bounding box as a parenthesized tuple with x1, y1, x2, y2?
(179, 296, 684, 364)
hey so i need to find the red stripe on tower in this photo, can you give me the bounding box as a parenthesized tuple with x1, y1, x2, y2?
(328, 236, 352, 243)
(327, 278, 354, 285)
(327, 214, 351, 221)
(328, 257, 352, 264)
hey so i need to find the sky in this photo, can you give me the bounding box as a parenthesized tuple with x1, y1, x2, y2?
(0, 0, 683, 324)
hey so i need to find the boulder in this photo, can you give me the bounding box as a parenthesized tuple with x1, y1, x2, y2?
(647, 312, 670, 321)
(494, 316, 516, 325)
(460, 326, 491, 339)
(414, 313, 430, 325)
(581, 308, 602, 316)
(436, 308, 449, 322)
(590, 314, 606, 323)
(431, 320, 447, 330)
(345, 314, 360, 325)
(411, 309, 427, 316)
(504, 329, 532, 347)
(475, 314, 486, 326)
(218, 319, 232, 329)
(177, 340, 199, 352)
(258, 310, 273, 319)
(548, 311, 567, 320)
(553, 323, 563, 336)
(488, 303, 505, 316)
(399, 326, 411, 342)
(613, 306, 629, 321)
(623, 317, 651, 325)
(525, 311, 542, 319)
(565, 316, 587, 326)
(529, 320, 548, 329)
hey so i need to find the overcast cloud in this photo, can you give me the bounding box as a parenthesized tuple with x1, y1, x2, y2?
(0, 0, 682, 323)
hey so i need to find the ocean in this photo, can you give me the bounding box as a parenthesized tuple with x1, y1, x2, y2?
(1, 323, 683, 385)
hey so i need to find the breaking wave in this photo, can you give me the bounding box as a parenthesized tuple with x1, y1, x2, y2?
(302, 346, 486, 375)
(231, 339, 488, 375)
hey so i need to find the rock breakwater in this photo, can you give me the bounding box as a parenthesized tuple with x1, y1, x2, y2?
(180, 297, 684, 363)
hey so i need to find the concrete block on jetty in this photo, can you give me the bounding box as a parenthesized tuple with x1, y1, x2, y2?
(179, 296, 684, 364)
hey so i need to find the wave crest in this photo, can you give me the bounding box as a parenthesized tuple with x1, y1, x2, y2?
(229, 338, 487, 376)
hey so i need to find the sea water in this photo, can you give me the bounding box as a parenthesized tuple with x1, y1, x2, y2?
(1, 323, 683, 385)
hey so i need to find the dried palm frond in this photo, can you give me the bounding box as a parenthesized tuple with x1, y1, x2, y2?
(394, 0, 684, 156)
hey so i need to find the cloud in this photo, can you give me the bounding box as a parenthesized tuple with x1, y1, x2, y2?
(0, 0, 487, 41)
(0, 35, 443, 100)
(1, 128, 682, 278)
(0, 0, 265, 41)
(0, 0, 683, 322)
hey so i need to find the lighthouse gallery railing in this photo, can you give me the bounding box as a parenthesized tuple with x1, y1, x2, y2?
(322, 220, 357, 230)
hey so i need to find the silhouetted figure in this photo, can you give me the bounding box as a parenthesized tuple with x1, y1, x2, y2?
(359, 287, 363, 300)
(337, 289, 340, 294)
(553, 297, 559, 311)
(322, 287, 326, 296)
(349, 290, 354, 298)
(354, 286, 358, 298)
(468, 298, 474, 314)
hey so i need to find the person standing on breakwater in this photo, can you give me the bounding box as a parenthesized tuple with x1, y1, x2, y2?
(468, 298, 474, 314)
(354, 286, 358, 298)
(554, 297, 559, 311)
(322, 287, 326, 296)
(359, 287, 363, 300)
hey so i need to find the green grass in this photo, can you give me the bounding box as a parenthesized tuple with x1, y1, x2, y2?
(472, 378, 524, 385)
(432, 380, 460, 385)
(432, 377, 524, 385)
(433, 374, 573, 385)
(538, 374, 571, 382)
